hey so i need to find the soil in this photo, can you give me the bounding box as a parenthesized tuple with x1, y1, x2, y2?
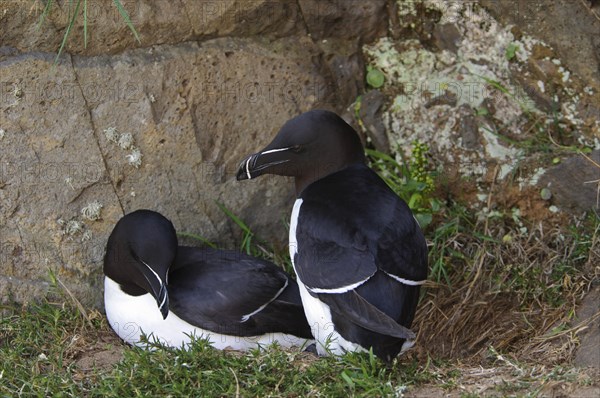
(71, 321, 125, 382)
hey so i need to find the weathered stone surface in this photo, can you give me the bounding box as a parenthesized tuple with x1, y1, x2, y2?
(0, 0, 391, 59)
(0, 37, 337, 307)
(1, 53, 123, 307)
(358, 90, 389, 153)
(316, 38, 366, 110)
(480, 0, 600, 86)
(0, 0, 306, 57)
(574, 285, 600, 368)
(297, 0, 388, 42)
(539, 150, 600, 211)
(456, 106, 481, 150)
(432, 23, 462, 53)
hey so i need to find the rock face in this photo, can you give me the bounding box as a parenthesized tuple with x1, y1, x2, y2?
(0, 0, 305, 56)
(573, 285, 600, 369)
(297, 0, 388, 42)
(539, 150, 600, 211)
(480, 0, 600, 85)
(0, 1, 383, 307)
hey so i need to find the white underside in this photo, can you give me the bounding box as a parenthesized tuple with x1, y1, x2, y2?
(289, 198, 415, 357)
(104, 277, 309, 350)
(296, 278, 366, 356)
(290, 199, 364, 356)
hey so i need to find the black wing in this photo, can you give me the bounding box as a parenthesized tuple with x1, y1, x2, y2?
(293, 205, 377, 291)
(376, 199, 428, 284)
(168, 247, 311, 338)
(295, 165, 428, 338)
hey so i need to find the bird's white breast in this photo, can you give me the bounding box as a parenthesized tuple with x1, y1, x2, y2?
(289, 198, 364, 356)
(104, 277, 308, 350)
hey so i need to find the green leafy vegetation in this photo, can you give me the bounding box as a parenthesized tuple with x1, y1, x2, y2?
(367, 142, 441, 229)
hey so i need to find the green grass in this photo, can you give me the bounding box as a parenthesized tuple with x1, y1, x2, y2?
(0, 300, 432, 397)
(36, 0, 140, 64)
(1, 203, 596, 397)
(9, 300, 589, 397)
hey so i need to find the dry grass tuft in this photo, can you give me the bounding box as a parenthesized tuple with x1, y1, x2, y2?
(414, 213, 599, 365)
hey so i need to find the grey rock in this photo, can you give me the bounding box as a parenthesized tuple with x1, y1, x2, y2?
(0, 0, 306, 58)
(359, 90, 389, 153)
(481, 0, 600, 86)
(574, 285, 600, 368)
(424, 91, 458, 109)
(317, 38, 366, 110)
(539, 150, 600, 212)
(432, 23, 462, 53)
(511, 72, 559, 113)
(0, 37, 339, 307)
(297, 0, 388, 42)
(0, 52, 122, 307)
(457, 106, 482, 150)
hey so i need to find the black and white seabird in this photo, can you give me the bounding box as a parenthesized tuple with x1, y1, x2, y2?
(236, 110, 428, 362)
(103, 209, 313, 350)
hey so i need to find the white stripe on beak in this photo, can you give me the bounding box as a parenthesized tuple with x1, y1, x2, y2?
(141, 259, 163, 286)
(141, 260, 168, 314)
(245, 156, 252, 180)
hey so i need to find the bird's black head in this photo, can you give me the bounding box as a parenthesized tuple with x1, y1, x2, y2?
(236, 110, 366, 195)
(103, 209, 177, 319)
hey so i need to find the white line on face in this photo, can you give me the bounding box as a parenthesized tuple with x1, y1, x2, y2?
(260, 147, 290, 155)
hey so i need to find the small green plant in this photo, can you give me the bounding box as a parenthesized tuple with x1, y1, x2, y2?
(475, 107, 489, 116)
(37, 0, 140, 64)
(477, 75, 534, 114)
(216, 201, 263, 256)
(367, 141, 441, 229)
(505, 43, 519, 61)
(1, 295, 596, 396)
(0, 300, 437, 397)
(176, 231, 217, 248)
(366, 65, 385, 88)
(179, 203, 297, 275)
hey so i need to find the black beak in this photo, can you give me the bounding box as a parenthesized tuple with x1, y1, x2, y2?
(236, 153, 259, 181)
(236, 148, 291, 181)
(138, 259, 170, 319)
(155, 283, 169, 320)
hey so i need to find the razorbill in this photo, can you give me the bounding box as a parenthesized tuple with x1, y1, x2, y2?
(103, 209, 313, 350)
(236, 110, 428, 362)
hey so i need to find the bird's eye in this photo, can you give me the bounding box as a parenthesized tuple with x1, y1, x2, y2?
(291, 145, 302, 153)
